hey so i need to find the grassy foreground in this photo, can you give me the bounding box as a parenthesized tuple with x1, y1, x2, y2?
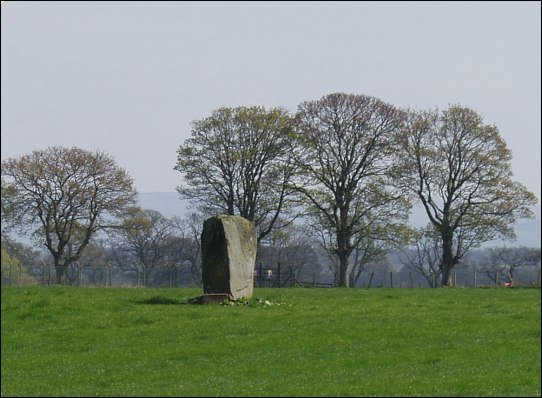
(1, 287, 540, 397)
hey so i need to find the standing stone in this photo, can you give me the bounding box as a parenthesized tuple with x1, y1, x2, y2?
(200, 215, 257, 301)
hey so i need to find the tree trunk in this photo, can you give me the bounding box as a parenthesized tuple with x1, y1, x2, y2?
(337, 235, 350, 287)
(440, 235, 454, 287)
(338, 253, 349, 287)
(227, 190, 235, 215)
(55, 265, 65, 285)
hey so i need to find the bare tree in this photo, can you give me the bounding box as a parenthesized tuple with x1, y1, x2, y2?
(293, 92, 409, 287)
(399, 225, 443, 288)
(170, 212, 205, 286)
(349, 239, 388, 288)
(360, 259, 395, 288)
(78, 240, 111, 286)
(257, 222, 322, 283)
(1, 147, 136, 284)
(396, 106, 538, 286)
(485, 246, 541, 284)
(175, 106, 298, 241)
(114, 207, 173, 286)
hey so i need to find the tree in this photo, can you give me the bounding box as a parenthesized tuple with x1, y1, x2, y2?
(399, 225, 443, 288)
(1, 178, 17, 235)
(1, 235, 45, 276)
(293, 92, 409, 287)
(257, 222, 323, 284)
(114, 207, 173, 286)
(1, 146, 137, 284)
(174, 106, 297, 241)
(1, 246, 38, 286)
(396, 105, 538, 286)
(77, 240, 111, 286)
(485, 246, 541, 285)
(309, 208, 414, 287)
(170, 212, 206, 286)
(359, 258, 395, 288)
(348, 238, 388, 287)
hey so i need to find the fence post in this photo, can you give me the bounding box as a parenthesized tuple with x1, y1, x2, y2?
(495, 271, 499, 286)
(142, 265, 146, 287)
(453, 271, 457, 287)
(277, 262, 281, 288)
(19, 262, 23, 286)
(107, 262, 112, 287)
(259, 263, 263, 288)
(389, 271, 393, 288)
(409, 272, 414, 288)
(473, 269, 477, 288)
(76, 261, 82, 287)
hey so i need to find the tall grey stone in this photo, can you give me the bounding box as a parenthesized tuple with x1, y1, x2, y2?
(200, 215, 257, 301)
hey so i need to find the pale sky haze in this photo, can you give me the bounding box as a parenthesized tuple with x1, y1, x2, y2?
(1, 1, 541, 206)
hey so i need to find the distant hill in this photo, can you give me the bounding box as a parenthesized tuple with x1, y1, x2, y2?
(137, 192, 541, 248)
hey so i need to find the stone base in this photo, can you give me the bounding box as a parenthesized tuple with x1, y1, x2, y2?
(188, 293, 231, 305)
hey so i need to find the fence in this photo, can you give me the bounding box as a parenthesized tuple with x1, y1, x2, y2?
(2, 261, 540, 288)
(254, 263, 296, 288)
(254, 263, 333, 288)
(357, 269, 542, 288)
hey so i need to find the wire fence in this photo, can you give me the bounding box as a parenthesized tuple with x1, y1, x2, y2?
(2, 261, 541, 288)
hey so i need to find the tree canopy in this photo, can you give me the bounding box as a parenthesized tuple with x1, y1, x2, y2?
(175, 105, 297, 241)
(292, 93, 411, 287)
(395, 105, 538, 286)
(1, 146, 137, 284)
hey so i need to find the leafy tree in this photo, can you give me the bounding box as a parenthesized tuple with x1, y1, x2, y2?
(1, 178, 17, 235)
(293, 92, 409, 287)
(1, 146, 137, 284)
(1, 247, 38, 286)
(1, 235, 44, 270)
(396, 105, 538, 286)
(175, 106, 297, 241)
(1, 248, 20, 285)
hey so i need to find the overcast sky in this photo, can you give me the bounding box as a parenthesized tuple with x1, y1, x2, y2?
(1, 1, 541, 203)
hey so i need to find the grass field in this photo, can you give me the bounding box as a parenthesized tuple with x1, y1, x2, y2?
(1, 286, 540, 397)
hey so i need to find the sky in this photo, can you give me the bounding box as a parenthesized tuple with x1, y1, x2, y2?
(1, 1, 541, 204)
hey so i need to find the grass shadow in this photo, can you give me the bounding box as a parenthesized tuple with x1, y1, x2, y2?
(137, 296, 187, 305)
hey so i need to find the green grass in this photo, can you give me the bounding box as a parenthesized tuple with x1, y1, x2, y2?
(1, 287, 540, 397)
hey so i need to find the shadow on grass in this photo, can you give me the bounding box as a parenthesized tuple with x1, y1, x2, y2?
(137, 296, 188, 305)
